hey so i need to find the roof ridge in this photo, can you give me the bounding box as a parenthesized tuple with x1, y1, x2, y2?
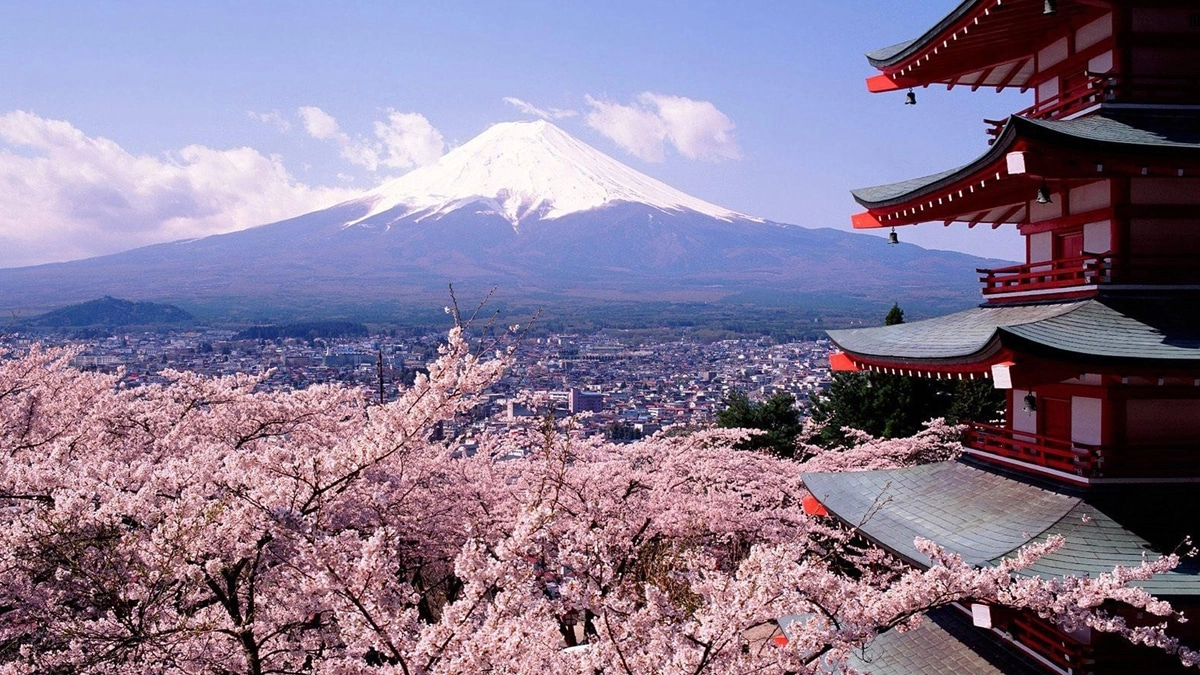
(985, 498, 1087, 566)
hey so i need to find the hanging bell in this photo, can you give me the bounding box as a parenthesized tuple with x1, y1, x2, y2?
(904, 89, 917, 105)
(888, 228, 900, 245)
(1043, 0, 1057, 16)
(1036, 183, 1053, 204)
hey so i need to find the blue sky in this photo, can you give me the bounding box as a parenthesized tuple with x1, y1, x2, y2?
(0, 1, 1029, 268)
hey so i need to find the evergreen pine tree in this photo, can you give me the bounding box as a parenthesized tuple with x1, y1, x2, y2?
(810, 305, 1003, 448)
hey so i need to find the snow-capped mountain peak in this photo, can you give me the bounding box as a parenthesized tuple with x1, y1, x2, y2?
(348, 120, 754, 228)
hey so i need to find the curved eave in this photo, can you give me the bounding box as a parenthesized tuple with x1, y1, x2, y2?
(999, 332, 1200, 370)
(830, 348, 1009, 379)
(852, 120, 1019, 210)
(865, 0, 1105, 92)
(997, 294, 1200, 367)
(827, 302, 1083, 369)
(803, 461, 1200, 595)
(1017, 112, 1200, 158)
(828, 296, 1200, 373)
(851, 112, 1200, 229)
(850, 123, 1023, 229)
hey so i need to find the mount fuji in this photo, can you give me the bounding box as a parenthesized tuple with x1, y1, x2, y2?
(0, 121, 998, 318)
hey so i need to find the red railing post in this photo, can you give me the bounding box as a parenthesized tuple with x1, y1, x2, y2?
(964, 422, 1098, 478)
(978, 253, 1112, 297)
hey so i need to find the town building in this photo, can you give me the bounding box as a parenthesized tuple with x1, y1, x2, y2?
(806, 1, 1200, 673)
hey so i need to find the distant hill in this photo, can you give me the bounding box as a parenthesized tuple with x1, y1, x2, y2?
(22, 296, 194, 328)
(233, 321, 369, 341)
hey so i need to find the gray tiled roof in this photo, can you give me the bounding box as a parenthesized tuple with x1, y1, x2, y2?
(828, 296, 1200, 366)
(864, 0, 978, 68)
(846, 607, 1045, 675)
(850, 165, 970, 206)
(803, 463, 1076, 567)
(1007, 502, 1162, 588)
(802, 461, 1200, 596)
(1020, 111, 1200, 150)
(851, 111, 1200, 208)
(826, 302, 1083, 362)
(865, 38, 919, 65)
(1002, 295, 1200, 363)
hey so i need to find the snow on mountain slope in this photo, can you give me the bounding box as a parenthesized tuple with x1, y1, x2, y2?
(348, 120, 756, 228)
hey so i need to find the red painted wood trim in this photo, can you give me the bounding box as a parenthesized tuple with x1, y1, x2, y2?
(866, 74, 916, 93)
(1018, 207, 1116, 235)
(828, 351, 860, 372)
(851, 211, 884, 230)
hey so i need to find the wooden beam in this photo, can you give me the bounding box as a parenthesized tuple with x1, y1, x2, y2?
(994, 57, 1029, 91)
(994, 203, 1025, 226)
(971, 66, 997, 91)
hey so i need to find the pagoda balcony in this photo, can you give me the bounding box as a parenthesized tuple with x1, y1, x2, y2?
(965, 423, 1200, 484)
(964, 422, 1099, 482)
(978, 254, 1110, 300)
(985, 72, 1200, 141)
(978, 253, 1200, 301)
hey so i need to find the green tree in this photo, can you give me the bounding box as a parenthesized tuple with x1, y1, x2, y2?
(884, 303, 905, 326)
(809, 305, 1003, 448)
(716, 391, 803, 458)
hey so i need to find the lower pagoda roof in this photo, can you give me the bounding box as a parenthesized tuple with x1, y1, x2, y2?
(851, 109, 1200, 229)
(827, 294, 1200, 370)
(803, 461, 1200, 596)
(845, 607, 1045, 675)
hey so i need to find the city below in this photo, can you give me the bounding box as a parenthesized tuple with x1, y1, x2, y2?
(0, 328, 835, 445)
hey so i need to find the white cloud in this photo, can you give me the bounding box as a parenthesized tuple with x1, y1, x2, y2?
(298, 106, 342, 140)
(0, 110, 358, 268)
(374, 111, 444, 170)
(299, 106, 444, 173)
(584, 92, 741, 162)
(503, 97, 577, 120)
(247, 109, 291, 133)
(584, 95, 668, 162)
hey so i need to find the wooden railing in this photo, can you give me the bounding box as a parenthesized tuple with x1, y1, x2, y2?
(979, 253, 1200, 296)
(968, 424, 1200, 481)
(1009, 612, 1091, 673)
(985, 74, 1107, 141)
(985, 71, 1200, 140)
(977, 254, 1110, 296)
(964, 422, 1098, 477)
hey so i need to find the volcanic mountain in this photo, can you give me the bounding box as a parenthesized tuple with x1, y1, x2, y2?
(0, 120, 1000, 317)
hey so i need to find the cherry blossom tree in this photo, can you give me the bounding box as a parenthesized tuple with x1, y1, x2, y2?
(796, 417, 964, 473)
(1, 332, 1197, 674)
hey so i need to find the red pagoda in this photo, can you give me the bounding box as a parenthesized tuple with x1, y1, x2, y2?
(805, 1, 1200, 673)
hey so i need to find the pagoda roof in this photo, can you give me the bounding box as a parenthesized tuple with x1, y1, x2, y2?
(1019, 109, 1200, 152)
(851, 109, 1200, 229)
(803, 461, 1200, 596)
(845, 606, 1046, 675)
(828, 295, 1200, 368)
(849, 109, 1200, 208)
(863, 0, 1107, 93)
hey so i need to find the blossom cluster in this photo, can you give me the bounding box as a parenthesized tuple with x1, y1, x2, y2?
(1, 334, 1195, 674)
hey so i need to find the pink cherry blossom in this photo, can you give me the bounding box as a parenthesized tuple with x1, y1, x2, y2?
(1, 333, 1195, 674)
